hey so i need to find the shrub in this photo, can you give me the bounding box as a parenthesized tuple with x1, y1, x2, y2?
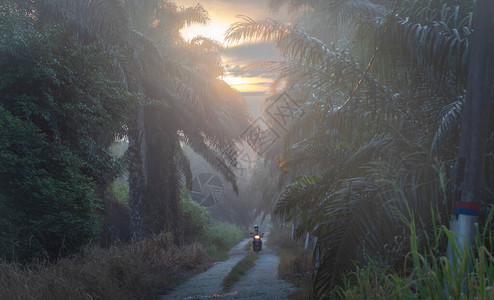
(179, 195, 211, 242)
(0, 106, 99, 261)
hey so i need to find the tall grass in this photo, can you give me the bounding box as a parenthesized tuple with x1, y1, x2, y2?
(330, 209, 494, 299)
(0, 220, 248, 299)
(202, 221, 245, 261)
(269, 226, 313, 300)
(0, 232, 205, 299)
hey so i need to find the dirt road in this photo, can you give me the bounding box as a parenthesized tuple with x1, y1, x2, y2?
(161, 238, 295, 299)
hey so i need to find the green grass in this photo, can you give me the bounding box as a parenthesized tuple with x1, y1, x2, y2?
(330, 209, 494, 299)
(244, 240, 252, 251)
(202, 221, 245, 261)
(107, 178, 129, 206)
(222, 252, 259, 291)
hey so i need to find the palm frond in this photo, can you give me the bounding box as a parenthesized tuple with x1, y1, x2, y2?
(374, 0, 473, 86)
(430, 98, 463, 159)
(183, 133, 238, 193)
(274, 174, 325, 223)
(225, 16, 291, 45)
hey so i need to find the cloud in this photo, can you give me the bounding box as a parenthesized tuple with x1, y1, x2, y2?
(240, 91, 266, 96)
(224, 64, 278, 78)
(222, 43, 277, 62)
(221, 43, 280, 80)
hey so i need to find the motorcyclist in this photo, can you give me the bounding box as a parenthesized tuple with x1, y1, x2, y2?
(251, 224, 263, 251)
(253, 224, 260, 235)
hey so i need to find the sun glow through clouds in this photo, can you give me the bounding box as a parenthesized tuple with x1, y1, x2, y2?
(176, 0, 291, 115)
(222, 75, 271, 93)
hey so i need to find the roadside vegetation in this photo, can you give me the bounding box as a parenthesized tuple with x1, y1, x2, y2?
(267, 227, 313, 299)
(331, 210, 494, 299)
(0, 0, 250, 265)
(0, 195, 244, 299)
(202, 221, 245, 261)
(0, 234, 204, 299)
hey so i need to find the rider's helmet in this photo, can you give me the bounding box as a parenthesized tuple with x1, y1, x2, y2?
(254, 224, 258, 231)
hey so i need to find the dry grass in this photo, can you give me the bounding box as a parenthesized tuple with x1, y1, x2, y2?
(269, 226, 314, 300)
(0, 232, 207, 300)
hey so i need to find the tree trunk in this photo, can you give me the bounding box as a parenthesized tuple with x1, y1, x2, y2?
(128, 103, 180, 240)
(142, 105, 179, 238)
(128, 107, 147, 239)
(447, 0, 494, 265)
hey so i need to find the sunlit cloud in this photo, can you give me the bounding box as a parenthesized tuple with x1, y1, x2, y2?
(222, 75, 273, 93)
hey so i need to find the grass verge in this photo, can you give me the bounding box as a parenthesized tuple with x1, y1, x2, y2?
(244, 240, 252, 251)
(222, 252, 259, 291)
(202, 221, 244, 261)
(267, 226, 313, 300)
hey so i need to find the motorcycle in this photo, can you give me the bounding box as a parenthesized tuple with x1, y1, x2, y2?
(252, 232, 264, 253)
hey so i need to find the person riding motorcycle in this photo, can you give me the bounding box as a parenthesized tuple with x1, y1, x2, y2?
(251, 224, 263, 252)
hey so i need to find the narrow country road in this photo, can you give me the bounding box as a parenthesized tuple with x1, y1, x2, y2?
(161, 238, 295, 299)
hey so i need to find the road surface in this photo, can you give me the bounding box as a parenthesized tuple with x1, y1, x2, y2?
(161, 238, 295, 299)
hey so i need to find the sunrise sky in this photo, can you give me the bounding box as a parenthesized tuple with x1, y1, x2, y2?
(176, 0, 292, 116)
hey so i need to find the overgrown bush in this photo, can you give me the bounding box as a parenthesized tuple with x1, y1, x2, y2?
(0, 6, 135, 261)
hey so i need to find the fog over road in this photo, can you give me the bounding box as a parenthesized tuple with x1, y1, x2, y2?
(162, 238, 295, 299)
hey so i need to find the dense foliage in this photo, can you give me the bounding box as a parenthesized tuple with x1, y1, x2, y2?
(0, 7, 135, 260)
(0, 106, 99, 260)
(0, 11, 132, 183)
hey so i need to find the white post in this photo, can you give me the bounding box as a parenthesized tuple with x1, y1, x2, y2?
(304, 232, 310, 250)
(314, 247, 320, 273)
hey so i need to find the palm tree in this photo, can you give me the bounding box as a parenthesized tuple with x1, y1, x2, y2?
(24, 0, 250, 240)
(225, 0, 492, 296)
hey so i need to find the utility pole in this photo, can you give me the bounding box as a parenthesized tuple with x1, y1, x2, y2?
(447, 0, 494, 265)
